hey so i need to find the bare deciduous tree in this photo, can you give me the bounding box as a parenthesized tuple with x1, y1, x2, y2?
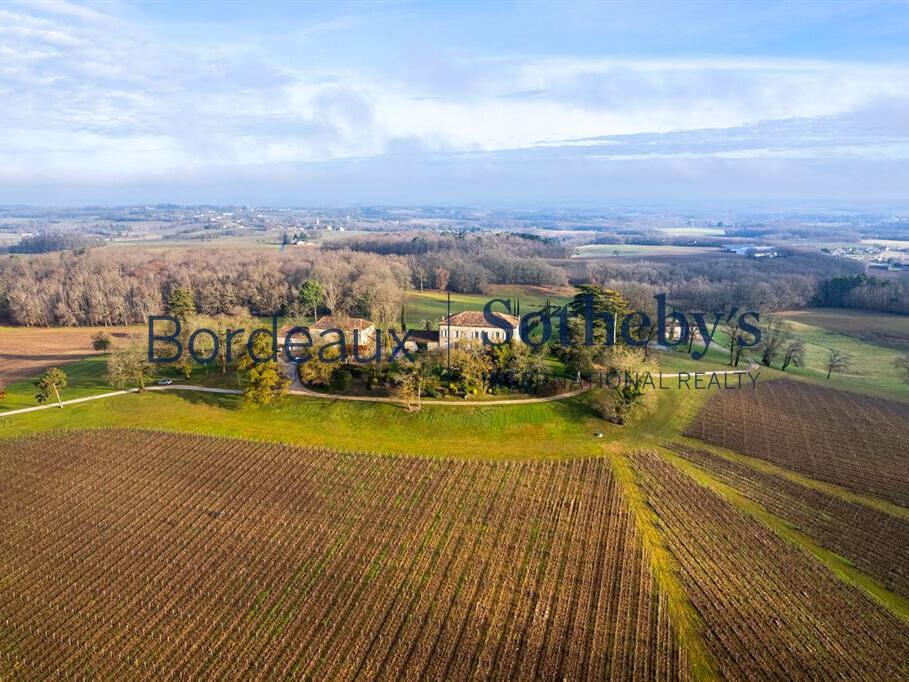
(824, 348, 850, 380)
(780, 340, 805, 372)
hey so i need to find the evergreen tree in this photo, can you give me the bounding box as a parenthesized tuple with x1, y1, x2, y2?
(167, 287, 196, 320)
(299, 279, 325, 322)
(91, 331, 112, 351)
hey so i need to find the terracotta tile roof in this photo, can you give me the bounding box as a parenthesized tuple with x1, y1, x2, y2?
(440, 311, 520, 328)
(310, 315, 374, 331)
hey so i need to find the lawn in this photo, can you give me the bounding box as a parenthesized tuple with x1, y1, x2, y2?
(0, 388, 607, 460)
(655, 347, 742, 374)
(0, 354, 242, 412)
(404, 284, 571, 327)
(0, 356, 116, 410)
(655, 308, 907, 401)
(0, 331, 724, 459)
(3, 303, 902, 459)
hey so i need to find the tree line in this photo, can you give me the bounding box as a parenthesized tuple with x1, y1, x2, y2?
(813, 274, 909, 314)
(580, 250, 866, 312)
(7, 232, 106, 254)
(326, 231, 570, 294)
(0, 248, 409, 326)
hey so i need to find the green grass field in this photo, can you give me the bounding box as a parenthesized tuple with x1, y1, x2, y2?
(0, 356, 114, 410)
(773, 308, 908, 399)
(655, 347, 742, 374)
(404, 285, 571, 326)
(0, 354, 243, 412)
(0, 388, 608, 459)
(778, 308, 909, 351)
(0, 338, 742, 461)
(2, 302, 903, 458)
(655, 308, 907, 401)
(0, 327, 729, 458)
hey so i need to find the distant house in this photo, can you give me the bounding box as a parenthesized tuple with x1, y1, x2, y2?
(725, 244, 780, 258)
(439, 311, 521, 346)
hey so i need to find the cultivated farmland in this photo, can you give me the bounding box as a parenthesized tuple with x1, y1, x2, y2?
(666, 442, 909, 598)
(686, 379, 909, 507)
(628, 450, 909, 680)
(0, 325, 136, 385)
(0, 430, 689, 680)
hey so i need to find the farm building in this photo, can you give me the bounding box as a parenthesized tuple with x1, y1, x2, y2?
(440, 310, 520, 346)
(311, 315, 376, 349)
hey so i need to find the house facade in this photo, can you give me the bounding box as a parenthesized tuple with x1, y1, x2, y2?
(439, 311, 521, 346)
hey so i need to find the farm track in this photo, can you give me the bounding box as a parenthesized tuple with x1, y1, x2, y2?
(0, 429, 690, 680)
(686, 379, 909, 507)
(627, 450, 909, 681)
(665, 442, 909, 599)
(0, 361, 760, 417)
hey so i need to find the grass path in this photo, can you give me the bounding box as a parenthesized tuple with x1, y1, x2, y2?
(0, 389, 606, 459)
(1, 361, 760, 418)
(609, 452, 720, 681)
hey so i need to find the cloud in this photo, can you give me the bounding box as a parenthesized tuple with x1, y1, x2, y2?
(1, 1, 909, 202)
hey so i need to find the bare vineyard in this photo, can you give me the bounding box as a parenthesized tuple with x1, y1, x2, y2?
(686, 379, 909, 507)
(0, 430, 688, 680)
(666, 442, 909, 598)
(628, 450, 909, 681)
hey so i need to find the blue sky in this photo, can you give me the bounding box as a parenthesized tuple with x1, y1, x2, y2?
(2, 0, 909, 205)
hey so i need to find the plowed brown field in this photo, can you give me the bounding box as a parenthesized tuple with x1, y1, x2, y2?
(0, 326, 135, 384)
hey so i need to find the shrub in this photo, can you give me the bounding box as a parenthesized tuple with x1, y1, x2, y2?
(331, 368, 352, 392)
(92, 331, 113, 351)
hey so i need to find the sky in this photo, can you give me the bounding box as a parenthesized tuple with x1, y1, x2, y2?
(2, 0, 909, 206)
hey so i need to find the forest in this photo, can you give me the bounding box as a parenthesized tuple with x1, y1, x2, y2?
(0, 236, 905, 326)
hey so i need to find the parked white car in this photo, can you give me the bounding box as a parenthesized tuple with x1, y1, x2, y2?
(157, 378, 174, 386)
